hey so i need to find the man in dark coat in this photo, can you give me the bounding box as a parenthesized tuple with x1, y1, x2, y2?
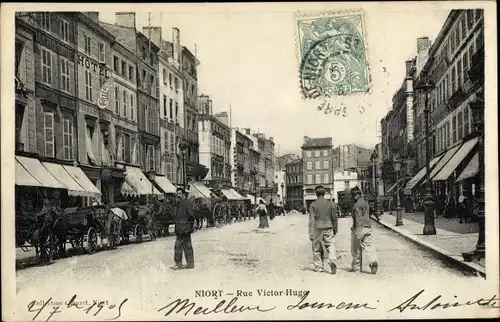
(309, 185, 338, 274)
(172, 187, 195, 270)
(350, 186, 378, 274)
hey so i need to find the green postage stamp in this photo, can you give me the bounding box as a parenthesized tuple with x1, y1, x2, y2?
(295, 10, 370, 99)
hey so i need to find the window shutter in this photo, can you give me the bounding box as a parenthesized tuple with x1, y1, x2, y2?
(85, 126, 96, 163)
(51, 51, 57, 88)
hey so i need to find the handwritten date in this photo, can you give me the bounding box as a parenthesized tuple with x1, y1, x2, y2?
(27, 294, 128, 322)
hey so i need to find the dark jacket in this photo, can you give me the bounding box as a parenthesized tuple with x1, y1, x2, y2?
(175, 197, 194, 234)
(352, 197, 371, 228)
(309, 197, 338, 235)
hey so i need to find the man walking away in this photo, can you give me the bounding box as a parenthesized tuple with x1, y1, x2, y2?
(350, 186, 378, 274)
(172, 187, 195, 270)
(309, 185, 338, 274)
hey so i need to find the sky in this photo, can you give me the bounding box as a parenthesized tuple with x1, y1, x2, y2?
(99, 3, 451, 156)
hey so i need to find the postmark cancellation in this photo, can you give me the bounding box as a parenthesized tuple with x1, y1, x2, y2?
(295, 10, 370, 99)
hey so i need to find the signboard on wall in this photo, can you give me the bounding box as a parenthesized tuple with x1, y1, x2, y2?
(97, 77, 114, 109)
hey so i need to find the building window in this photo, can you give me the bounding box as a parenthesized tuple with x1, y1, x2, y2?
(323, 173, 329, 184)
(452, 115, 457, 143)
(460, 16, 466, 39)
(163, 95, 167, 118)
(39, 12, 51, 31)
(450, 31, 455, 53)
(44, 112, 54, 157)
(84, 35, 91, 55)
(307, 174, 313, 184)
(175, 102, 179, 121)
(315, 174, 321, 184)
(314, 150, 320, 157)
(60, 57, 70, 92)
(113, 56, 119, 73)
(457, 58, 463, 87)
(98, 42, 105, 62)
(175, 77, 179, 92)
(85, 70, 92, 101)
(451, 66, 457, 93)
(464, 106, 469, 136)
(315, 160, 321, 170)
(145, 105, 150, 132)
(123, 90, 127, 118)
(457, 111, 464, 140)
(475, 9, 483, 22)
(59, 18, 69, 42)
(120, 134, 126, 163)
(147, 145, 156, 171)
(129, 66, 134, 81)
(323, 160, 329, 169)
(169, 73, 172, 87)
(323, 150, 329, 157)
(467, 9, 474, 28)
(130, 94, 135, 121)
(454, 27, 460, 50)
(163, 69, 167, 84)
(446, 121, 451, 147)
(62, 117, 72, 159)
(121, 61, 127, 76)
(306, 161, 312, 170)
(476, 29, 484, 50)
(115, 87, 120, 114)
(41, 48, 52, 84)
(150, 75, 155, 95)
(463, 52, 469, 82)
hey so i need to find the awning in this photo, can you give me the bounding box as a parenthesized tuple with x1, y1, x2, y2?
(154, 175, 177, 194)
(421, 144, 462, 186)
(42, 162, 89, 197)
(62, 165, 102, 197)
(386, 177, 404, 195)
(121, 166, 161, 197)
(456, 153, 479, 182)
(189, 181, 213, 199)
(433, 137, 478, 181)
(229, 188, 245, 200)
(15, 156, 65, 189)
(15, 159, 42, 187)
(404, 155, 442, 195)
(221, 189, 236, 200)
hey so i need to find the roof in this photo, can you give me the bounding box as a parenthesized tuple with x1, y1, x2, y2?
(301, 137, 332, 149)
(286, 158, 303, 166)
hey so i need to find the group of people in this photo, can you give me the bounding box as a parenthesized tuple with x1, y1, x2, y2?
(308, 185, 378, 275)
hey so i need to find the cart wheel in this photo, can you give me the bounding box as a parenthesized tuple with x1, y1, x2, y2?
(135, 224, 143, 243)
(35, 229, 54, 264)
(86, 227, 98, 254)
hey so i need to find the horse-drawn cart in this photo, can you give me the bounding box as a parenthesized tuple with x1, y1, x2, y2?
(118, 202, 157, 243)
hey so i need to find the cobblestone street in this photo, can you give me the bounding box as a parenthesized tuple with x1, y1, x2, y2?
(15, 213, 494, 321)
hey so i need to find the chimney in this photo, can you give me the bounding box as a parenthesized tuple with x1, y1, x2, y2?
(172, 28, 181, 63)
(405, 60, 413, 77)
(416, 37, 431, 53)
(83, 12, 99, 23)
(303, 136, 309, 144)
(116, 12, 136, 29)
(245, 128, 251, 135)
(142, 26, 162, 47)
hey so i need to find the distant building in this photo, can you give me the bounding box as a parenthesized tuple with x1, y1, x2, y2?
(276, 153, 300, 171)
(285, 158, 303, 210)
(301, 136, 333, 208)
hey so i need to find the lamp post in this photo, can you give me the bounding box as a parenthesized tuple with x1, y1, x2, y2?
(179, 141, 188, 190)
(393, 156, 403, 226)
(416, 71, 436, 235)
(280, 182, 284, 204)
(463, 95, 485, 261)
(148, 170, 156, 204)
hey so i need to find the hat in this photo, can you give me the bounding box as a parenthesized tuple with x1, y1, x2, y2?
(350, 186, 361, 196)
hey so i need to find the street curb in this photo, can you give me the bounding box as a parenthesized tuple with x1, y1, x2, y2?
(376, 217, 486, 278)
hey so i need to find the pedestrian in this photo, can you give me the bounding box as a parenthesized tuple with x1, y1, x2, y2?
(269, 201, 275, 220)
(255, 200, 269, 228)
(309, 185, 338, 274)
(459, 188, 472, 224)
(171, 187, 195, 270)
(350, 186, 378, 274)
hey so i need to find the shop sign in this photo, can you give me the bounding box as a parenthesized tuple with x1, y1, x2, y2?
(97, 77, 114, 109)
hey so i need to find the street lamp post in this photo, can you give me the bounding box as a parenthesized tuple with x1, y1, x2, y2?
(280, 182, 284, 204)
(416, 72, 436, 235)
(463, 95, 485, 261)
(393, 156, 403, 226)
(179, 141, 189, 190)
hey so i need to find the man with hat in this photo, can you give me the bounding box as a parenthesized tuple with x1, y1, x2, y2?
(308, 185, 338, 274)
(350, 186, 378, 274)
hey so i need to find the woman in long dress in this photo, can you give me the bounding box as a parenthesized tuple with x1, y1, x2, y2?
(255, 200, 269, 228)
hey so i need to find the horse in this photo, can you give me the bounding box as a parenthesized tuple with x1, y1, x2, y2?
(190, 197, 212, 230)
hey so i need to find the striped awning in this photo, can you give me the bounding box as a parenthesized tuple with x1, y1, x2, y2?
(121, 166, 162, 197)
(433, 137, 478, 181)
(404, 155, 442, 195)
(455, 153, 479, 182)
(229, 188, 245, 200)
(43, 163, 91, 197)
(15, 156, 65, 189)
(154, 175, 177, 194)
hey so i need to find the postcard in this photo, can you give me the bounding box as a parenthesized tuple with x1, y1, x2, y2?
(1, 1, 498, 321)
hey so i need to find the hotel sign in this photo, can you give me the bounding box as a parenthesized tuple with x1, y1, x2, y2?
(77, 55, 110, 78)
(97, 77, 114, 109)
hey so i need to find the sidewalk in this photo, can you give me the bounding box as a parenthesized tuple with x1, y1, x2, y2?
(378, 212, 485, 277)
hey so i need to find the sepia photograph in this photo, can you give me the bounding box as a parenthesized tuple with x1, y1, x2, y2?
(1, 2, 498, 321)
